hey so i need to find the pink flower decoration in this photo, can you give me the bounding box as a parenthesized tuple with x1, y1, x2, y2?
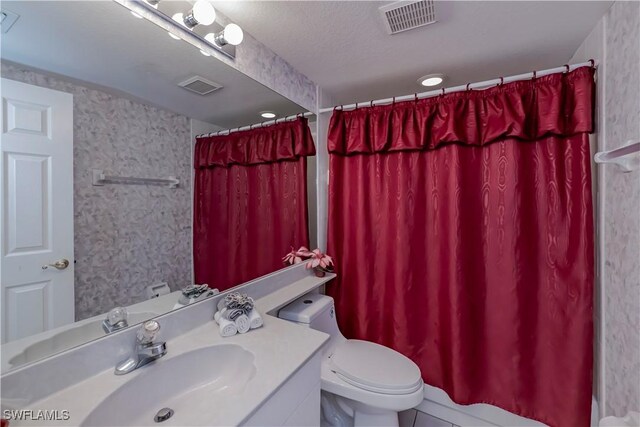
(283, 247, 334, 272)
(305, 249, 334, 271)
(283, 246, 314, 265)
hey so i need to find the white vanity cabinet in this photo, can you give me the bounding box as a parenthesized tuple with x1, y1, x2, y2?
(243, 352, 322, 426)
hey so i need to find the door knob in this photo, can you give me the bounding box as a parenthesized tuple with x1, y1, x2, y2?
(42, 259, 70, 270)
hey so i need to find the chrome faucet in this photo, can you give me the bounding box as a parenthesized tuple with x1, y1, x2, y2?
(115, 320, 167, 375)
(102, 307, 129, 334)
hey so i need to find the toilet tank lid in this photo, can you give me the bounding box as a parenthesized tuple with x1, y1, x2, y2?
(278, 293, 334, 324)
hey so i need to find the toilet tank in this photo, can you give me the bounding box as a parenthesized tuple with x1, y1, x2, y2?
(278, 293, 340, 337)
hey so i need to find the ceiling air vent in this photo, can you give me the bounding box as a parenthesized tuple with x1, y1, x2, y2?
(178, 76, 222, 96)
(379, 0, 436, 35)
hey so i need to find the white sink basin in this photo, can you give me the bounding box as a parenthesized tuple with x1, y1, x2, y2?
(8, 312, 158, 368)
(81, 344, 256, 427)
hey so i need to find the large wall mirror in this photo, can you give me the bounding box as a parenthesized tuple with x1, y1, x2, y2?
(0, 0, 317, 373)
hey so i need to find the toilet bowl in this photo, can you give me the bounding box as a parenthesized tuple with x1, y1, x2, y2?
(279, 293, 424, 427)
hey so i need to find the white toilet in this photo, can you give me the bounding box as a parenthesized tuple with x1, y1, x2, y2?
(279, 293, 424, 427)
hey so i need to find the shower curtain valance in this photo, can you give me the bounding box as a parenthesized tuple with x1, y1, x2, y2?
(328, 66, 595, 155)
(195, 117, 316, 168)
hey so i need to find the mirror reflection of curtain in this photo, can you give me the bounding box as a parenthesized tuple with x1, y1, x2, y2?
(194, 118, 316, 291)
(327, 67, 595, 427)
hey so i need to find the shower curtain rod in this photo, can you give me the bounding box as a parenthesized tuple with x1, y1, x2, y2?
(318, 60, 596, 114)
(196, 111, 314, 138)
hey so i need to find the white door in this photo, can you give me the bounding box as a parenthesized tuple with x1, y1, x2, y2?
(0, 78, 74, 344)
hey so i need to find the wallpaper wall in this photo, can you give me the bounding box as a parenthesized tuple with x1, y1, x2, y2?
(214, 9, 317, 113)
(1, 62, 192, 321)
(571, 0, 640, 417)
(602, 1, 640, 416)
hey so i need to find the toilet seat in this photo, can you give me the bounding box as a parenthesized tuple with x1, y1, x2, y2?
(328, 340, 423, 395)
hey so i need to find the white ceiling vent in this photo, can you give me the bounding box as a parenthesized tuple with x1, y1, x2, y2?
(178, 76, 222, 96)
(379, 0, 436, 35)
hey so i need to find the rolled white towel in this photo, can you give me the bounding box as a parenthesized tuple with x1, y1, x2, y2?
(248, 309, 263, 329)
(218, 316, 237, 337)
(235, 314, 250, 334)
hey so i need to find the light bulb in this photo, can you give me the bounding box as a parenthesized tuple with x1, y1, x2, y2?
(191, 0, 216, 26)
(222, 23, 243, 46)
(172, 12, 184, 25)
(205, 24, 244, 47)
(204, 32, 216, 44)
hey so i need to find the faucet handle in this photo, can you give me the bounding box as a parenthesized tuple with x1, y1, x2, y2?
(102, 307, 129, 333)
(137, 320, 161, 344)
(106, 307, 128, 326)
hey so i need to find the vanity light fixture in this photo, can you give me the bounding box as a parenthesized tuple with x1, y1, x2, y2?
(204, 23, 244, 47)
(115, 0, 239, 59)
(260, 111, 276, 119)
(418, 73, 445, 87)
(183, 0, 216, 29)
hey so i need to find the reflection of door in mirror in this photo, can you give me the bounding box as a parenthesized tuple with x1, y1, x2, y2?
(0, 78, 75, 343)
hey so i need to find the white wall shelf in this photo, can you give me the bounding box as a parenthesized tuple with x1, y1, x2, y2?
(92, 169, 179, 188)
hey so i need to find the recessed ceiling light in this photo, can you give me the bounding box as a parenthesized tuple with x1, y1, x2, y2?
(418, 74, 445, 87)
(260, 111, 276, 119)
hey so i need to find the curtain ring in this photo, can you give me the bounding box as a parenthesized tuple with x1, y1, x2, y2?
(441, 88, 446, 97)
(564, 64, 570, 73)
(499, 77, 504, 86)
(392, 96, 396, 105)
(370, 100, 374, 107)
(466, 83, 471, 91)
(532, 70, 537, 80)
(589, 59, 595, 68)
(414, 93, 418, 103)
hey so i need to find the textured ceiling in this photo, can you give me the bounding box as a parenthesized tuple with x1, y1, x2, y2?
(213, 0, 612, 105)
(0, 1, 305, 128)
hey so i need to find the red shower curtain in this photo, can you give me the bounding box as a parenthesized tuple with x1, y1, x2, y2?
(194, 118, 315, 291)
(327, 67, 595, 426)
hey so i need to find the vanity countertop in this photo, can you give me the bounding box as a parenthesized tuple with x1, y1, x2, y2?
(7, 273, 334, 426)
